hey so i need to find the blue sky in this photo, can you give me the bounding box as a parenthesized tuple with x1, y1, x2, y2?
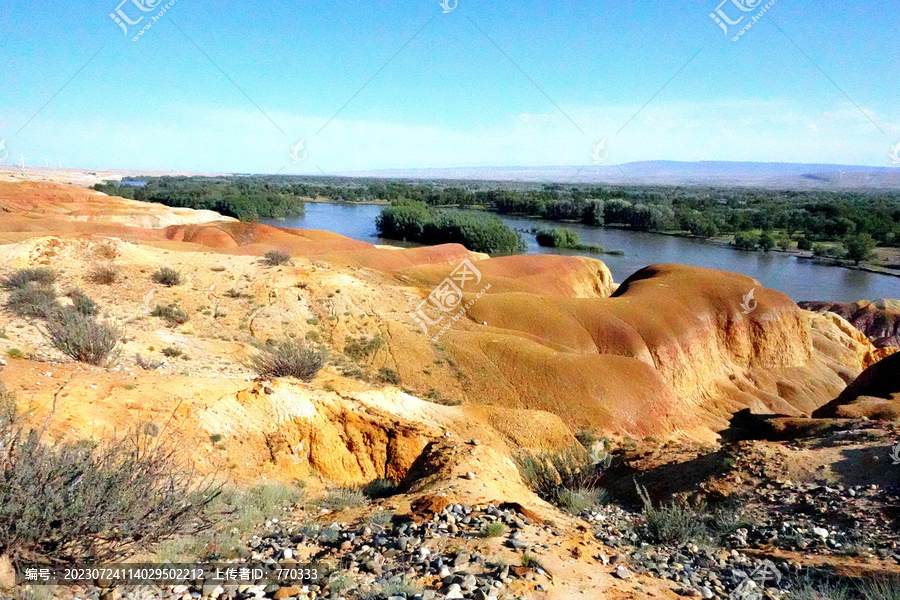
(1, 0, 898, 173)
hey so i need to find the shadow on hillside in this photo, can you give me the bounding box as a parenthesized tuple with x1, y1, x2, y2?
(599, 449, 733, 508)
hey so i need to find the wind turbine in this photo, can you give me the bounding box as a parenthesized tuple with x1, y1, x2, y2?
(19, 153, 26, 170)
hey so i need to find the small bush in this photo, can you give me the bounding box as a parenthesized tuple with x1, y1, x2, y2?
(326, 571, 355, 594)
(368, 510, 394, 527)
(4, 285, 59, 319)
(250, 338, 326, 381)
(344, 335, 384, 361)
(789, 577, 852, 600)
(381, 578, 422, 597)
(67, 289, 99, 316)
(637, 484, 709, 545)
(7, 349, 24, 359)
(151, 304, 189, 326)
(513, 447, 596, 505)
(481, 521, 507, 538)
(378, 367, 401, 385)
(425, 389, 461, 406)
(44, 310, 119, 365)
(574, 427, 598, 447)
(246, 482, 305, 513)
(87, 265, 119, 285)
(0, 268, 56, 290)
(151, 267, 183, 287)
(0, 393, 218, 564)
(263, 250, 291, 266)
(557, 486, 606, 515)
(155, 482, 303, 561)
(318, 488, 367, 511)
(860, 577, 900, 600)
(319, 525, 341, 544)
(362, 478, 397, 500)
(161, 346, 184, 358)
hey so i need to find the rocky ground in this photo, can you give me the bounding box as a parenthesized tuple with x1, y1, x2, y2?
(17, 425, 898, 600)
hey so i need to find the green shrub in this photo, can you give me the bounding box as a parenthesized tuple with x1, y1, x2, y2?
(151, 304, 189, 326)
(789, 577, 852, 600)
(67, 289, 99, 316)
(250, 338, 326, 381)
(318, 525, 340, 543)
(860, 577, 900, 600)
(536, 227, 580, 248)
(344, 335, 384, 361)
(362, 478, 397, 500)
(520, 552, 537, 567)
(151, 267, 183, 287)
(377, 367, 401, 385)
(381, 578, 422, 597)
(513, 447, 596, 505)
(6, 349, 24, 359)
(574, 428, 598, 447)
(44, 309, 120, 366)
(87, 265, 119, 285)
(4, 285, 59, 319)
(0, 393, 218, 564)
(425, 389, 461, 406)
(481, 521, 507, 538)
(246, 481, 305, 513)
(827, 243, 849, 259)
(368, 510, 394, 527)
(326, 571, 355, 594)
(263, 250, 291, 266)
(155, 481, 303, 561)
(161, 346, 184, 358)
(637, 484, 709, 545)
(732, 230, 760, 251)
(557, 486, 606, 515)
(318, 487, 367, 511)
(0, 268, 56, 290)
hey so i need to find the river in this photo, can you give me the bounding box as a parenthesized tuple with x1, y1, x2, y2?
(263, 203, 898, 303)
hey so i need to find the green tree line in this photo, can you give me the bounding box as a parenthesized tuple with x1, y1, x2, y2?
(95, 175, 900, 248)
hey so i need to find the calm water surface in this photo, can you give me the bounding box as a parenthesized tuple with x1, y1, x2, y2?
(264, 203, 898, 303)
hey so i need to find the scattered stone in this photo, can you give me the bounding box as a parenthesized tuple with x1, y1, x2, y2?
(615, 565, 634, 580)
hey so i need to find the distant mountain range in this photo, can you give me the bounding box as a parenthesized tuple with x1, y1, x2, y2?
(337, 161, 900, 190)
